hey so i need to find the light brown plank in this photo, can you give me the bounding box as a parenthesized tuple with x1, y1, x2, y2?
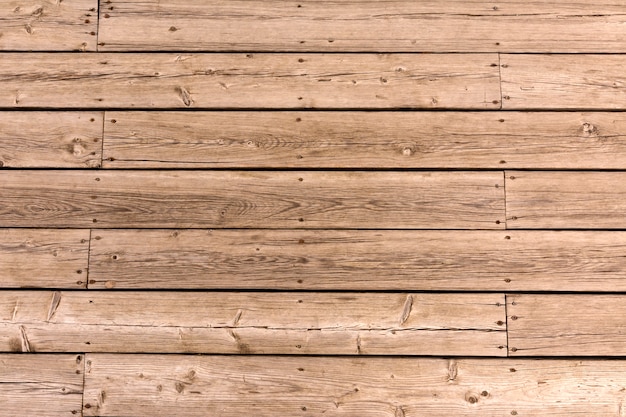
(501, 54, 626, 110)
(0, 170, 504, 229)
(0, 229, 89, 288)
(83, 355, 626, 416)
(0, 112, 103, 168)
(507, 294, 626, 356)
(0, 0, 97, 51)
(98, 0, 626, 53)
(103, 111, 626, 168)
(0, 354, 83, 416)
(506, 171, 626, 229)
(0, 53, 501, 109)
(0, 291, 506, 355)
(89, 230, 626, 291)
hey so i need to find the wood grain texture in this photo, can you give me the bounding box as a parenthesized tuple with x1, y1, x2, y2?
(506, 171, 626, 229)
(0, 170, 505, 229)
(501, 54, 626, 110)
(508, 294, 626, 356)
(0, 53, 501, 109)
(0, 0, 97, 51)
(0, 354, 83, 416)
(0, 291, 506, 355)
(0, 112, 103, 167)
(0, 229, 89, 288)
(83, 355, 626, 416)
(89, 229, 626, 291)
(103, 111, 626, 169)
(97, 0, 626, 53)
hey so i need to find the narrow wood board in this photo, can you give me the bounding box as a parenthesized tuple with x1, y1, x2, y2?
(0, 0, 97, 51)
(103, 111, 626, 169)
(0, 53, 501, 109)
(0, 229, 89, 288)
(508, 294, 626, 356)
(0, 112, 103, 168)
(0, 170, 505, 229)
(97, 0, 626, 53)
(89, 229, 626, 291)
(83, 355, 626, 416)
(506, 171, 626, 229)
(0, 291, 506, 355)
(0, 354, 83, 416)
(501, 54, 626, 110)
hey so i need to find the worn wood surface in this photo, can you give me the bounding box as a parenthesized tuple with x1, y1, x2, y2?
(507, 294, 626, 356)
(83, 355, 626, 416)
(88, 229, 626, 291)
(0, 0, 97, 51)
(102, 111, 626, 169)
(0, 229, 89, 289)
(0, 53, 501, 109)
(0, 112, 103, 168)
(0, 170, 504, 229)
(0, 291, 506, 355)
(0, 354, 84, 416)
(501, 54, 626, 110)
(505, 171, 626, 229)
(97, 0, 626, 53)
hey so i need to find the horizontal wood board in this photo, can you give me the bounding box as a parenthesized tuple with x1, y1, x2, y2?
(0, 111, 103, 168)
(83, 355, 626, 416)
(0, 170, 505, 229)
(0, 291, 506, 355)
(102, 111, 626, 169)
(97, 0, 626, 53)
(507, 294, 626, 356)
(505, 171, 626, 229)
(0, 354, 84, 416)
(88, 229, 626, 291)
(0, 229, 89, 289)
(0, 53, 501, 109)
(0, 0, 97, 51)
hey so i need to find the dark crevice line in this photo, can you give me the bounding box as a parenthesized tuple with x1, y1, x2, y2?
(4, 51, 626, 55)
(11, 167, 626, 172)
(96, 0, 101, 51)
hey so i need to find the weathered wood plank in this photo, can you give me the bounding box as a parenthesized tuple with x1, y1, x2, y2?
(506, 171, 626, 229)
(0, 354, 83, 416)
(507, 294, 626, 356)
(501, 54, 626, 110)
(89, 230, 626, 291)
(0, 291, 506, 355)
(83, 355, 626, 416)
(0, 112, 103, 168)
(97, 0, 626, 53)
(0, 0, 97, 51)
(0, 53, 501, 109)
(102, 111, 626, 169)
(0, 229, 89, 288)
(0, 171, 504, 229)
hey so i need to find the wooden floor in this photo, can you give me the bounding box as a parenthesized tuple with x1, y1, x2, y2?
(3, 1, 626, 415)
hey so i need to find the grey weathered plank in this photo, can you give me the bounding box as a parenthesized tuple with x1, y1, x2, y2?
(0, 170, 505, 229)
(0, 53, 501, 109)
(501, 54, 626, 110)
(83, 355, 626, 416)
(89, 229, 626, 291)
(0, 291, 506, 355)
(506, 171, 626, 229)
(508, 294, 626, 356)
(0, 354, 83, 416)
(103, 111, 626, 169)
(0, 229, 89, 288)
(0, 112, 103, 168)
(0, 0, 97, 51)
(97, 0, 626, 53)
